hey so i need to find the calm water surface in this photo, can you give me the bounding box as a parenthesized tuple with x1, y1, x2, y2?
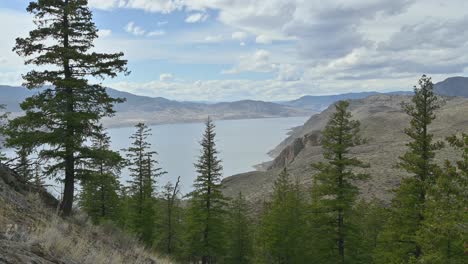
(108, 116, 308, 194)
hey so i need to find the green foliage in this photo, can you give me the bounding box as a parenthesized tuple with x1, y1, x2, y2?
(8, 0, 128, 216)
(0, 104, 9, 163)
(416, 134, 468, 263)
(155, 177, 184, 257)
(226, 192, 253, 264)
(79, 131, 123, 224)
(124, 122, 165, 245)
(376, 75, 443, 263)
(185, 118, 227, 263)
(311, 100, 369, 263)
(258, 168, 311, 264)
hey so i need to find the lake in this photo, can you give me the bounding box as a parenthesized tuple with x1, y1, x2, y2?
(108, 116, 308, 194)
(3, 116, 309, 195)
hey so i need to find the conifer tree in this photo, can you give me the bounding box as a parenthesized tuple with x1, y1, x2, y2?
(226, 192, 253, 264)
(8, 0, 128, 216)
(376, 75, 442, 263)
(79, 131, 123, 223)
(156, 177, 183, 256)
(416, 134, 468, 263)
(124, 122, 165, 244)
(259, 168, 310, 264)
(310, 100, 369, 264)
(185, 118, 227, 264)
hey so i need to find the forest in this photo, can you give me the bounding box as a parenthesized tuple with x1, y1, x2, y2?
(0, 1, 466, 264)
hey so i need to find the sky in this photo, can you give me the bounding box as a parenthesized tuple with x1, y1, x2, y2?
(0, 0, 467, 101)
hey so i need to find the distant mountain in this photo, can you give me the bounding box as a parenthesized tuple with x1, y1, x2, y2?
(0, 85, 309, 127)
(281, 91, 412, 111)
(434, 76, 468, 97)
(222, 94, 468, 203)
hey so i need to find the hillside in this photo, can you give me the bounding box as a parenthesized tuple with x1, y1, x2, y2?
(0, 165, 172, 264)
(222, 94, 468, 203)
(434, 76, 468, 97)
(0, 86, 310, 128)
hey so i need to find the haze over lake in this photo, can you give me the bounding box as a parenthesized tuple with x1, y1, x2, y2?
(108, 116, 308, 194)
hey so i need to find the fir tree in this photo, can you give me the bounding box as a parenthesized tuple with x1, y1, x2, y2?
(376, 75, 443, 263)
(124, 122, 165, 244)
(156, 177, 183, 256)
(185, 118, 227, 264)
(310, 100, 369, 264)
(79, 131, 123, 223)
(8, 0, 128, 216)
(226, 192, 253, 264)
(416, 134, 468, 263)
(259, 168, 310, 264)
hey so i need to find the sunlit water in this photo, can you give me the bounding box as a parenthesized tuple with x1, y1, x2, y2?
(4, 116, 309, 195)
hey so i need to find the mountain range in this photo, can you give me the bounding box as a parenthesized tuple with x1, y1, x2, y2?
(222, 76, 468, 203)
(1, 76, 467, 127)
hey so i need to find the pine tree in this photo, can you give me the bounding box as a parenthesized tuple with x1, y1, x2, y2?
(310, 100, 369, 264)
(416, 134, 468, 263)
(7, 0, 128, 216)
(156, 177, 183, 256)
(79, 131, 123, 224)
(124, 122, 165, 245)
(376, 75, 443, 263)
(258, 168, 310, 264)
(226, 192, 253, 264)
(185, 118, 227, 264)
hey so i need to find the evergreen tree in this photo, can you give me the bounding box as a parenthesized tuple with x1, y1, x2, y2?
(8, 0, 128, 216)
(226, 192, 253, 264)
(416, 134, 468, 263)
(258, 168, 310, 264)
(79, 131, 123, 224)
(156, 177, 183, 256)
(124, 122, 165, 245)
(185, 118, 227, 264)
(310, 100, 369, 264)
(376, 75, 443, 263)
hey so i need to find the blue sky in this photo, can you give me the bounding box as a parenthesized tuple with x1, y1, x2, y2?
(1, 0, 468, 101)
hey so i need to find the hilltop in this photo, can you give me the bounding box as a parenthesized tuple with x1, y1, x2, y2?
(222, 87, 468, 203)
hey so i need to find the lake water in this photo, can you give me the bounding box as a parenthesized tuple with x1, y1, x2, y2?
(108, 116, 308, 194)
(3, 116, 309, 195)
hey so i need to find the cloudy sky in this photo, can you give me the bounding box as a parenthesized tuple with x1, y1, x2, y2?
(0, 0, 467, 101)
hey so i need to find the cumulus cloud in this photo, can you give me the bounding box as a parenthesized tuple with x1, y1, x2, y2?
(124, 21, 146, 36)
(185, 13, 209, 23)
(159, 73, 174, 82)
(231, 31, 248, 41)
(147, 30, 166, 37)
(204, 35, 224, 43)
(223, 49, 275, 74)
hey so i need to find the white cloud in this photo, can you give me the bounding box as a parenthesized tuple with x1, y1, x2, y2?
(157, 21, 168, 26)
(223, 49, 275, 74)
(255, 35, 272, 44)
(89, 0, 182, 13)
(204, 35, 224, 43)
(185, 13, 209, 23)
(98, 29, 112, 38)
(232, 31, 248, 41)
(147, 30, 166, 37)
(124, 21, 146, 36)
(159, 73, 174, 82)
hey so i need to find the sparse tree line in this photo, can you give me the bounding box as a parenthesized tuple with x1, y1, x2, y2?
(0, 1, 466, 263)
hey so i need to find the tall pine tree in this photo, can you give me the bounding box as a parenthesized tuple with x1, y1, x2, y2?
(185, 118, 227, 264)
(8, 0, 128, 215)
(0, 105, 9, 163)
(310, 100, 369, 264)
(376, 75, 443, 263)
(416, 134, 468, 263)
(124, 122, 165, 245)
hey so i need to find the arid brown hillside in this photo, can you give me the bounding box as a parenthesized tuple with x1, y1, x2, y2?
(222, 94, 468, 203)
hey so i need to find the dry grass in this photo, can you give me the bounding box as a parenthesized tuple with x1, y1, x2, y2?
(0, 193, 174, 264)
